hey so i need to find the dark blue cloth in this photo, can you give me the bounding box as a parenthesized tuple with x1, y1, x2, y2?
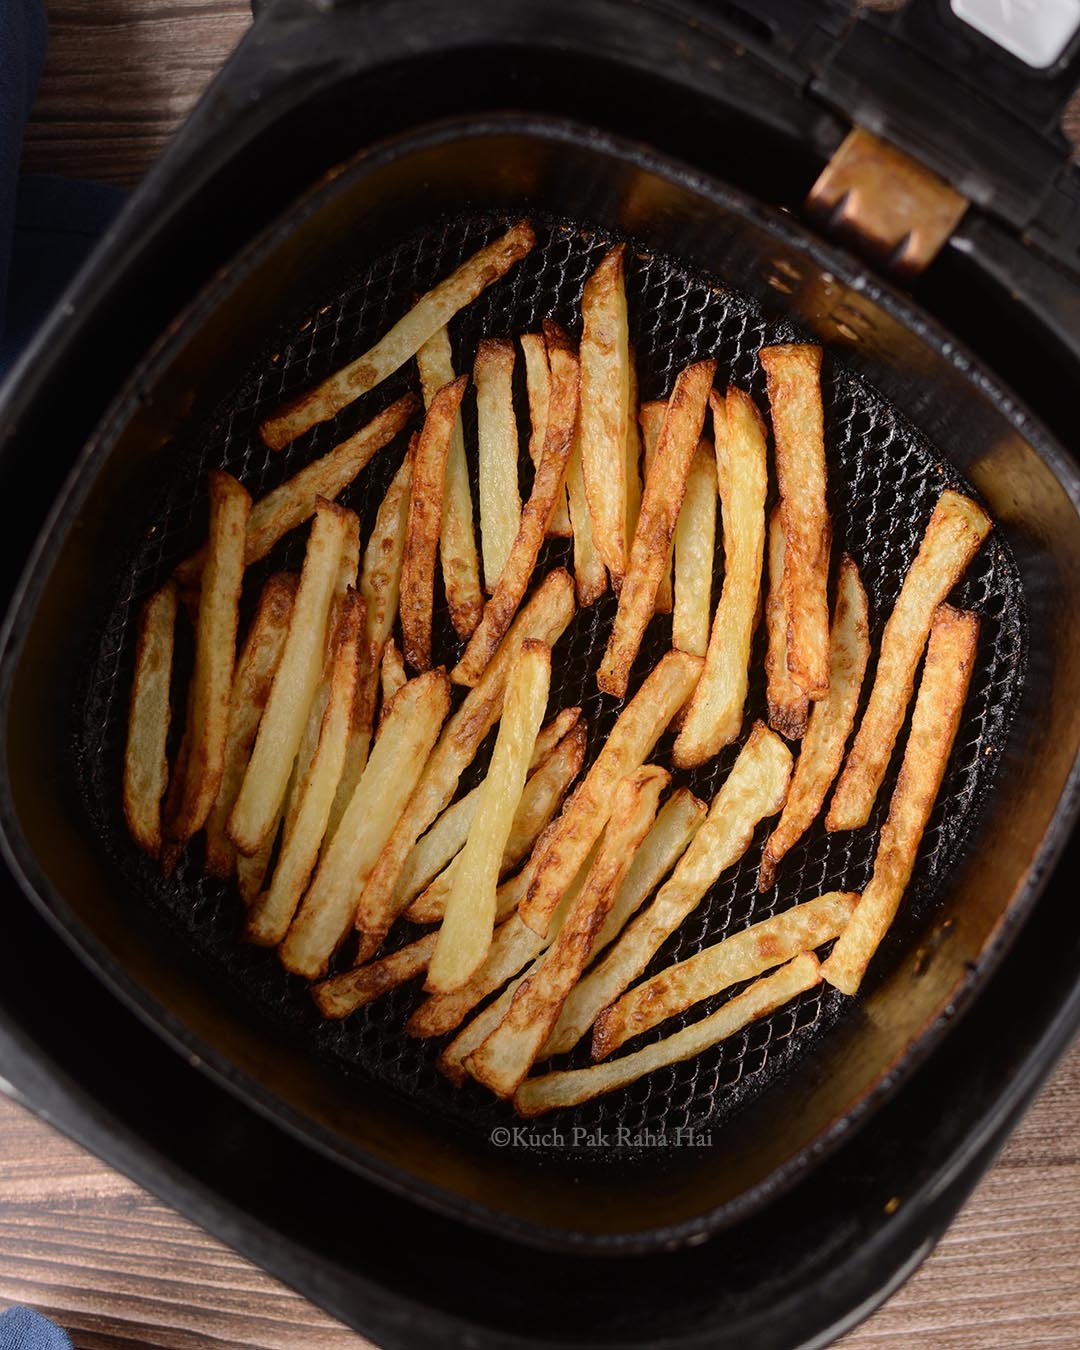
(0, 1307, 73, 1350)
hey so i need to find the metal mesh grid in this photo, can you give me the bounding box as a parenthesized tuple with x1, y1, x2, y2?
(75, 213, 1026, 1160)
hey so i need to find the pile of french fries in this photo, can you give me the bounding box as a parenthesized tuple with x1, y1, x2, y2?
(123, 221, 992, 1116)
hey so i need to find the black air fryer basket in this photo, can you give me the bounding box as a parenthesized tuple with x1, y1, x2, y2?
(4, 0, 1080, 1342)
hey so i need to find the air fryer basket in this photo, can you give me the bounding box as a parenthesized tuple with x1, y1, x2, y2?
(4, 119, 1080, 1252)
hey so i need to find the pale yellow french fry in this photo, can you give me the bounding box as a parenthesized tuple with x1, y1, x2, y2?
(426, 641, 552, 993)
(522, 333, 572, 536)
(452, 325, 579, 686)
(625, 347, 643, 552)
(760, 343, 830, 699)
(352, 568, 576, 955)
(279, 669, 451, 979)
(246, 594, 363, 947)
(168, 471, 250, 847)
(378, 638, 407, 728)
(760, 557, 869, 890)
(827, 490, 991, 831)
(227, 500, 349, 855)
(640, 400, 672, 612)
(764, 507, 809, 740)
(565, 415, 608, 607)
(552, 723, 792, 1036)
(416, 327, 483, 639)
(580, 245, 633, 584)
(540, 787, 707, 1057)
(593, 891, 857, 1058)
(439, 972, 526, 1086)
(513, 954, 821, 1116)
(312, 932, 439, 1019)
(123, 582, 179, 858)
(673, 387, 768, 766)
(466, 766, 669, 1097)
(205, 574, 297, 877)
(335, 509, 361, 600)
(401, 377, 467, 671)
(474, 338, 521, 591)
(518, 649, 702, 936)
(597, 360, 715, 698)
(671, 439, 717, 658)
(822, 605, 978, 995)
(237, 815, 279, 906)
(260, 222, 535, 449)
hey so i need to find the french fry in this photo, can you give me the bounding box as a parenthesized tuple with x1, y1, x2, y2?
(673, 387, 768, 766)
(205, 574, 297, 876)
(174, 397, 416, 588)
(123, 582, 179, 857)
(237, 822, 278, 905)
(580, 245, 634, 584)
(827, 490, 991, 831)
(416, 327, 483, 638)
(453, 326, 580, 686)
(565, 409, 608, 606)
(519, 649, 702, 936)
(336, 510, 361, 600)
(168, 471, 250, 847)
(279, 669, 451, 979)
(426, 641, 552, 993)
(406, 719, 585, 924)
(514, 954, 821, 1116)
(440, 970, 527, 1086)
(465, 766, 669, 1097)
(671, 438, 717, 658)
(379, 637, 407, 725)
(352, 568, 576, 953)
(312, 932, 439, 1019)
(246, 594, 363, 947)
(474, 338, 521, 591)
(393, 708, 581, 914)
(400, 376, 467, 671)
(822, 605, 978, 995)
(625, 348, 643, 549)
(540, 787, 707, 1057)
(227, 500, 349, 854)
(760, 343, 831, 699)
(522, 333, 571, 536)
(593, 891, 857, 1058)
(764, 507, 809, 740)
(639, 400, 673, 612)
(260, 222, 535, 449)
(760, 557, 869, 890)
(552, 723, 792, 1032)
(597, 360, 715, 697)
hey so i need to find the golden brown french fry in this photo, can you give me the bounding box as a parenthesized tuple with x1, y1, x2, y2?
(827, 490, 991, 831)
(760, 343, 830, 699)
(522, 333, 572, 537)
(764, 506, 809, 740)
(405, 719, 585, 925)
(416, 327, 483, 639)
(553, 722, 792, 1032)
(174, 397, 416, 588)
(466, 766, 669, 1097)
(336, 512, 361, 600)
(352, 568, 576, 954)
(540, 787, 707, 1057)
(227, 499, 349, 855)
(822, 605, 978, 995)
(312, 932, 438, 1019)
(519, 649, 702, 936)
(123, 582, 179, 857)
(452, 327, 579, 686)
(427, 641, 552, 993)
(760, 558, 869, 890)
(514, 954, 821, 1116)
(279, 669, 451, 979)
(260, 222, 535, 449)
(673, 387, 768, 766)
(474, 338, 521, 591)
(400, 376, 467, 671)
(580, 245, 634, 584)
(597, 360, 715, 697)
(205, 574, 297, 877)
(593, 891, 857, 1058)
(639, 399, 673, 612)
(565, 400, 608, 606)
(246, 594, 363, 947)
(168, 471, 250, 847)
(671, 438, 717, 658)
(379, 637, 407, 727)
(625, 347, 643, 550)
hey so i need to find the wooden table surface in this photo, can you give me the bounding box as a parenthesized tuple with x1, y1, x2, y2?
(8, 4, 1080, 1347)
